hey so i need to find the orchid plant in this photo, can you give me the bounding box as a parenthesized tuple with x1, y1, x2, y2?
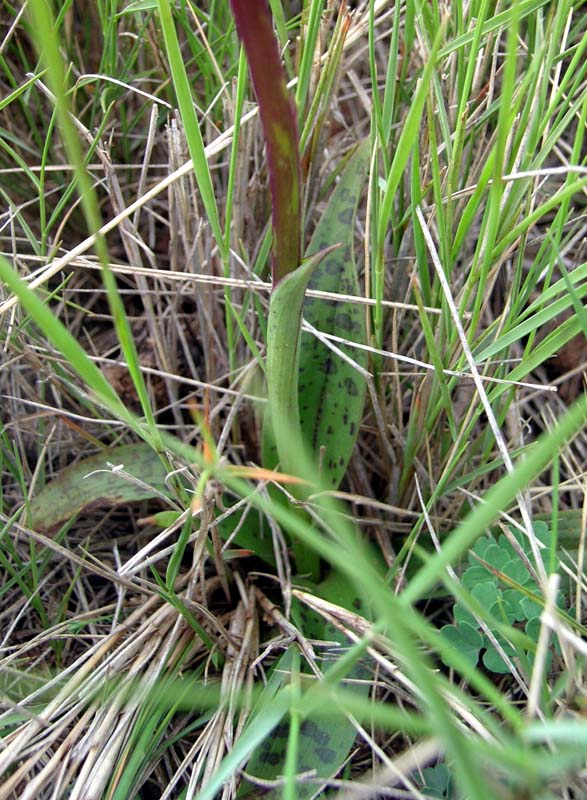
(230, 0, 368, 497)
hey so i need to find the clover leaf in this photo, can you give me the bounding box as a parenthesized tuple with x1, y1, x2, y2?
(441, 523, 566, 675)
(440, 621, 484, 666)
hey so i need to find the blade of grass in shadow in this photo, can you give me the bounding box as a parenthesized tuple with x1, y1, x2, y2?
(0, 255, 133, 429)
(26, 0, 161, 446)
(156, 0, 224, 256)
(223, 45, 248, 376)
(373, 22, 443, 349)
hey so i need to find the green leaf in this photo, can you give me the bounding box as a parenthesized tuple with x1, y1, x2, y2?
(482, 543, 509, 570)
(525, 617, 559, 664)
(502, 590, 527, 623)
(519, 595, 542, 620)
(533, 521, 550, 542)
(482, 637, 516, 674)
(29, 444, 171, 533)
(462, 566, 493, 587)
(454, 603, 477, 628)
(420, 763, 455, 799)
(440, 622, 483, 666)
(240, 571, 371, 799)
(470, 582, 498, 609)
(492, 593, 516, 625)
(497, 531, 522, 557)
(265, 249, 334, 481)
(501, 558, 531, 585)
(469, 536, 493, 562)
(298, 142, 370, 489)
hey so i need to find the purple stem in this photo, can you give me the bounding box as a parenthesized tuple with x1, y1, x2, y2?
(230, 0, 302, 284)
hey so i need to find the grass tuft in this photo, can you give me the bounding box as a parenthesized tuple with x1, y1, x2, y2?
(2, 1, 587, 798)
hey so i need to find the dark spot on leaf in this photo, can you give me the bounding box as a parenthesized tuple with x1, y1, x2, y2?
(349, 422, 356, 435)
(334, 312, 354, 331)
(324, 359, 338, 374)
(327, 425, 334, 435)
(273, 722, 289, 740)
(324, 258, 341, 276)
(308, 242, 329, 261)
(343, 377, 358, 396)
(338, 207, 353, 225)
(300, 720, 330, 745)
(316, 746, 338, 763)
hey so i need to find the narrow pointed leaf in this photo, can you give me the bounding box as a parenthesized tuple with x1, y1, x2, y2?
(265, 248, 338, 480)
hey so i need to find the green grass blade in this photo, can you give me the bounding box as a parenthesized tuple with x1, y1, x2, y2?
(0, 254, 132, 428)
(27, 0, 161, 442)
(374, 22, 443, 346)
(157, 0, 224, 254)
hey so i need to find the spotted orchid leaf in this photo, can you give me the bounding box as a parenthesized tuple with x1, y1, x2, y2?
(299, 142, 370, 489)
(29, 444, 171, 533)
(238, 571, 371, 799)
